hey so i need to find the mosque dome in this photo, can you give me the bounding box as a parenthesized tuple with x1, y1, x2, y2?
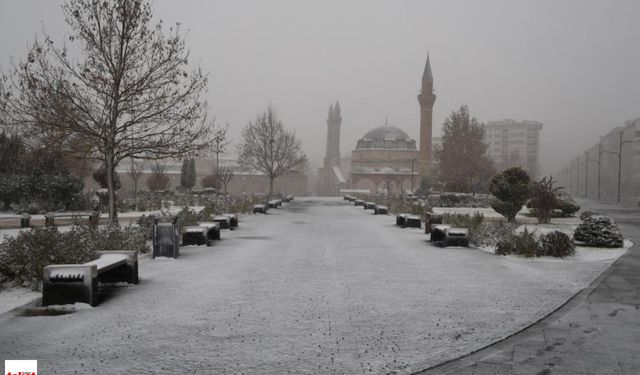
(356, 121, 416, 150)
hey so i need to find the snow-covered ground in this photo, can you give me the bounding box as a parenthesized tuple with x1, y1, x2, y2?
(0, 285, 40, 315)
(0, 198, 631, 374)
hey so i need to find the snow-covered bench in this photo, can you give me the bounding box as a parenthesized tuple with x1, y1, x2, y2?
(396, 213, 408, 226)
(364, 202, 376, 210)
(213, 215, 232, 230)
(182, 222, 221, 246)
(253, 204, 268, 214)
(354, 199, 365, 207)
(42, 250, 139, 307)
(430, 225, 469, 247)
(424, 212, 443, 234)
(374, 205, 388, 215)
(223, 213, 239, 228)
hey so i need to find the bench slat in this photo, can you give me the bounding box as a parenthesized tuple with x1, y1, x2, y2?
(85, 254, 128, 273)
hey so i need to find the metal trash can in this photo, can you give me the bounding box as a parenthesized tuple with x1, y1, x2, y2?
(20, 213, 31, 228)
(44, 213, 55, 227)
(152, 220, 180, 259)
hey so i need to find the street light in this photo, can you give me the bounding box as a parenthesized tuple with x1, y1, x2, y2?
(600, 132, 640, 203)
(585, 149, 599, 199)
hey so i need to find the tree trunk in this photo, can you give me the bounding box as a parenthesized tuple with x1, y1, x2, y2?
(105, 153, 118, 224)
(133, 179, 138, 211)
(269, 176, 274, 198)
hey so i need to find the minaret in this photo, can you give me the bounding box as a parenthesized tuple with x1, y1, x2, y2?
(324, 100, 342, 167)
(417, 54, 436, 178)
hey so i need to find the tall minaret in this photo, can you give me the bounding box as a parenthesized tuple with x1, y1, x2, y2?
(324, 100, 342, 168)
(417, 54, 436, 178)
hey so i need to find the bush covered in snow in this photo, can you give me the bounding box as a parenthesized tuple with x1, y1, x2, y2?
(574, 215, 624, 248)
(442, 212, 484, 245)
(579, 210, 599, 221)
(495, 227, 538, 257)
(433, 194, 490, 208)
(489, 167, 532, 222)
(538, 231, 575, 257)
(0, 227, 97, 290)
(0, 224, 149, 290)
(557, 195, 580, 217)
(476, 220, 519, 247)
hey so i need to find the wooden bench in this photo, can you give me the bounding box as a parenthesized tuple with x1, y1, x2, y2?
(424, 212, 444, 234)
(430, 225, 469, 247)
(253, 204, 268, 214)
(213, 215, 232, 230)
(182, 222, 221, 246)
(222, 213, 239, 228)
(43, 250, 139, 307)
(396, 213, 409, 226)
(44, 211, 100, 228)
(354, 199, 365, 207)
(364, 202, 376, 210)
(374, 205, 388, 215)
(404, 215, 422, 228)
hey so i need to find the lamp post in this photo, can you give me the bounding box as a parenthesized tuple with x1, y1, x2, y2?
(585, 150, 599, 199)
(599, 132, 640, 203)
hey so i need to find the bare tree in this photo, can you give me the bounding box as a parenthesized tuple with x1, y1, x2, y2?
(211, 124, 228, 175)
(1, 0, 217, 223)
(217, 165, 234, 195)
(237, 106, 307, 197)
(146, 162, 170, 192)
(127, 159, 144, 209)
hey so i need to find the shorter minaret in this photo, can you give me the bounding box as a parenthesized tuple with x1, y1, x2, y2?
(324, 100, 342, 168)
(417, 54, 436, 178)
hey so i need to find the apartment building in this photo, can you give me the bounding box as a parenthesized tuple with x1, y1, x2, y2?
(483, 119, 543, 178)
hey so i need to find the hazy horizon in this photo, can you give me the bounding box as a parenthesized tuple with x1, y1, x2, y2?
(2, 0, 640, 176)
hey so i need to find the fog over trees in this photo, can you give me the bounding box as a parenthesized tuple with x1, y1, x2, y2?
(2, 0, 640, 175)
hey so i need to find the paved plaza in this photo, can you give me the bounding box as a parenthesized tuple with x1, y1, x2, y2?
(0, 198, 630, 374)
(424, 200, 640, 375)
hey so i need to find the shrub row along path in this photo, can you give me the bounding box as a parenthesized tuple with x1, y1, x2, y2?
(423, 198, 640, 375)
(0, 198, 624, 374)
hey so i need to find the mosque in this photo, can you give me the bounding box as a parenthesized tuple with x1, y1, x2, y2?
(317, 55, 436, 195)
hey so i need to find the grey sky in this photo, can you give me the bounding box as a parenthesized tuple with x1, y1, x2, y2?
(2, 0, 639, 175)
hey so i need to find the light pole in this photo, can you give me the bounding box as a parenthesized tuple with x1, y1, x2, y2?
(585, 149, 599, 199)
(600, 132, 640, 203)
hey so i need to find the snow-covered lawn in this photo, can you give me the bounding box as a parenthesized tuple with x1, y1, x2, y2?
(0, 198, 631, 374)
(0, 285, 40, 315)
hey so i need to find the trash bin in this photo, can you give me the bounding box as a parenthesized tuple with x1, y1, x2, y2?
(20, 213, 31, 228)
(44, 213, 55, 227)
(152, 220, 180, 259)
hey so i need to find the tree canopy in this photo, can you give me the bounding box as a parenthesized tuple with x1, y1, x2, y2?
(434, 105, 495, 192)
(1, 0, 218, 222)
(237, 106, 306, 196)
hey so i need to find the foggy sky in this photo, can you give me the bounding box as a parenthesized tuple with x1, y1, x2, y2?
(2, 0, 640, 175)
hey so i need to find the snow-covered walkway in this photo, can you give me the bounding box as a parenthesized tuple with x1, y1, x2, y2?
(0, 197, 626, 374)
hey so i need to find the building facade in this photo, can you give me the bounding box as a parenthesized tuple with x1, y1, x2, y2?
(84, 155, 308, 197)
(560, 118, 640, 203)
(350, 121, 420, 195)
(483, 119, 543, 178)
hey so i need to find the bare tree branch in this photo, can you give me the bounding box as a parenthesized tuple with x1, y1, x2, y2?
(0, 0, 220, 222)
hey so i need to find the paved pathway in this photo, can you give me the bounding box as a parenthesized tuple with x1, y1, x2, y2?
(422, 199, 640, 375)
(0, 198, 626, 374)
